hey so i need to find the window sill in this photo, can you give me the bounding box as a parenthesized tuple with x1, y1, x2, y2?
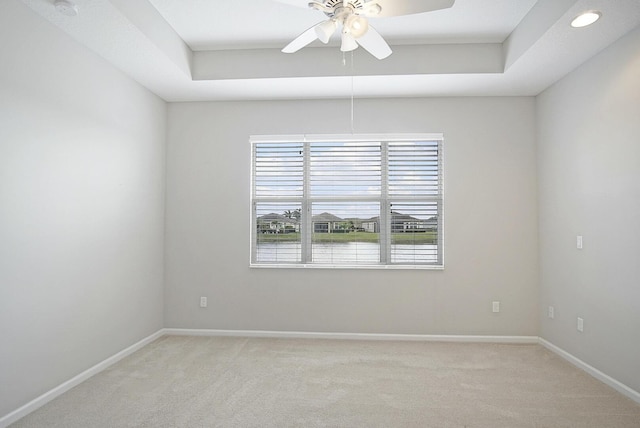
(249, 263, 444, 271)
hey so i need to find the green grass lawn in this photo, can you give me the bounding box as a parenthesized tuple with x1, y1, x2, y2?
(257, 231, 437, 245)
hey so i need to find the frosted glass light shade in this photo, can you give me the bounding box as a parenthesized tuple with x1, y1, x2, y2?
(346, 15, 369, 38)
(315, 20, 337, 43)
(341, 32, 358, 52)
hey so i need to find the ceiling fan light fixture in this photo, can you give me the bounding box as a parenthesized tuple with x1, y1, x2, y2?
(340, 31, 358, 52)
(570, 11, 601, 28)
(315, 19, 337, 43)
(345, 14, 369, 38)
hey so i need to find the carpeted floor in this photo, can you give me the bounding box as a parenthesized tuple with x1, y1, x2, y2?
(11, 336, 640, 427)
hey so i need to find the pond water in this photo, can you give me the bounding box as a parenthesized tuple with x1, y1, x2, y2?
(256, 242, 438, 264)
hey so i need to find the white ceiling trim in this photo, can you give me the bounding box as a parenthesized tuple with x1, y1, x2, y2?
(192, 44, 503, 81)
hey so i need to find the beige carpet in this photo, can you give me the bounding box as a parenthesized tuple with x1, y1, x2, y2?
(12, 336, 640, 427)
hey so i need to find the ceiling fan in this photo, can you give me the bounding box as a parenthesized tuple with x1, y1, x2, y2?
(277, 0, 455, 60)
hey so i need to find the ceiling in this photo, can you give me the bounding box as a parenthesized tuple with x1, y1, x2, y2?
(147, 0, 538, 50)
(20, 0, 640, 102)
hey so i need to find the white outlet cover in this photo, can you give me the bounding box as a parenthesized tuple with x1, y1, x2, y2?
(548, 306, 555, 319)
(492, 301, 500, 313)
(577, 317, 584, 332)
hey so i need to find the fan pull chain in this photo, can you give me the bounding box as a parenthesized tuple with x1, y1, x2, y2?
(350, 51, 355, 134)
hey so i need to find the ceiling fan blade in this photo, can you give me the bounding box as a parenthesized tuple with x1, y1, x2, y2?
(356, 26, 392, 59)
(371, 0, 455, 18)
(282, 23, 322, 53)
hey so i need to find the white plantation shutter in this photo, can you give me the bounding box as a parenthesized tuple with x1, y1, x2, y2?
(388, 140, 443, 265)
(388, 141, 440, 197)
(251, 135, 443, 268)
(310, 201, 381, 265)
(252, 142, 303, 263)
(253, 142, 303, 198)
(309, 142, 382, 265)
(309, 141, 381, 197)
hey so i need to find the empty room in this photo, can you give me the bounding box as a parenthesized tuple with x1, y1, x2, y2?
(1, 0, 639, 426)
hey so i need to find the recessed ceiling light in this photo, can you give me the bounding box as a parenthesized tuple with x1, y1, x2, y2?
(54, 0, 78, 17)
(571, 11, 601, 28)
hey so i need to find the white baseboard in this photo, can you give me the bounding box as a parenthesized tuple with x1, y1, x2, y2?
(0, 329, 165, 428)
(539, 338, 640, 404)
(163, 328, 539, 344)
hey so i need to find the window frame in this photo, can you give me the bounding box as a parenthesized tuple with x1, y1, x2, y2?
(250, 133, 444, 270)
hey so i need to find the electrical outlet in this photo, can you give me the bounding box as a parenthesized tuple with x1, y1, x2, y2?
(200, 297, 207, 308)
(577, 317, 584, 332)
(548, 306, 555, 319)
(492, 301, 500, 313)
(577, 235, 583, 249)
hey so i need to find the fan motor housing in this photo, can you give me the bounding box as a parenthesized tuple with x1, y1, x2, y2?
(322, 0, 367, 17)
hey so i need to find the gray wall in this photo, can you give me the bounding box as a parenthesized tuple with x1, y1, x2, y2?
(165, 97, 539, 335)
(537, 26, 640, 392)
(0, 1, 166, 417)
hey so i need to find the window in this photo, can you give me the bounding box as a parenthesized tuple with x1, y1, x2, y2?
(251, 134, 443, 268)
